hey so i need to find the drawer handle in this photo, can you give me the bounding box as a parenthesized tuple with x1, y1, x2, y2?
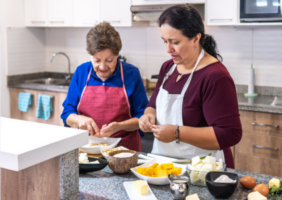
(252, 145, 278, 151)
(31, 21, 45, 24)
(251, 122, 279, 128)
(49, 21, 65, 23)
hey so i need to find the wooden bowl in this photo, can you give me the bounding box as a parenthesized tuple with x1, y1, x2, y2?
(107, 150, 138, 173)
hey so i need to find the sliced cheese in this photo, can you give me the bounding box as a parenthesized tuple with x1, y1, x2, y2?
(190, 171, 200, 183)
(188, 164, 196, 170)
(269, 178, 280, 188)
(202, 156, 216, 165)
(201, 164, 213, 171)
(194, 163, 203, 170)
(248, 191, 267, 200)
(186, 193, 200, 200)
(133, 180, 148, 195)
(198, 170, 208, 182)
(192, 156, 201, 166)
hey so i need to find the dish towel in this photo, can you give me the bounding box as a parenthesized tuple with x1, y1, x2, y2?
(18, 92, 33, 112)
(36, 94, 53, 120)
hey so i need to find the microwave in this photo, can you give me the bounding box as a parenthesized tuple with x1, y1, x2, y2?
(240, 0, 282, 22)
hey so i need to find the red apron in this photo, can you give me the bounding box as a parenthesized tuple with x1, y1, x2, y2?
(77, 62, 141, 151)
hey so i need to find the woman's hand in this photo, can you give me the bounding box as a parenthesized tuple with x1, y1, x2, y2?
(67, 114, 100, 136)
(151, 124, 176, 143)
(139, 113, 156, 132)
(99, 122, 120, 137)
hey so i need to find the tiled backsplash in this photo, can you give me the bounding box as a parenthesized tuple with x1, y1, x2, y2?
(6, 26, 282, 87)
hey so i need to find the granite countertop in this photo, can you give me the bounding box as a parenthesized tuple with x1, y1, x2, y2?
(79, 166, 280, 200)
(7, 72, 282, 114)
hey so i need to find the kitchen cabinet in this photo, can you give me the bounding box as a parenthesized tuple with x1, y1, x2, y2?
(10, 88, 67, 126)
(234, 110, 282, 176)
(47, 0, 73, 27)
(24, 0, 73, 27)
(73, 0, 100, 27)
(205, 0, 238, 25)
(167, 0, 205, 3)
(132, 0, 167, 5)
(101, 0, 132, 27)
(24, 0, 48, 26)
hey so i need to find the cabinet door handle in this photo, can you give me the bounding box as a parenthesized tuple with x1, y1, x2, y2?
(107, 20, 120, 23)
(49, 21, 65, 23)
(83, 22, 98, 24)
(251, 122, 278, 128)
(210, 19, 233, 22)
(31, 21, 46, 24)
(252, 145, 278, 151)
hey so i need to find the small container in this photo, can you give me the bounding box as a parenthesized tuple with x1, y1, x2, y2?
(107, 150, 138, 174)
(168, 174, 189, 200)
(186, 162, 226, 186)
(205, 171, 238, 199)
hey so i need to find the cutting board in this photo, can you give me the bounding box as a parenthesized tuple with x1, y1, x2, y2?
(79, 148, 104, 159)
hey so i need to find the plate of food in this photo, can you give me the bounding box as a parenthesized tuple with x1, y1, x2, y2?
(80, 137, 121, 154)
(131, 158, 186, 185)
(79, 153, 108, 173)
(100, 146, 129, 159)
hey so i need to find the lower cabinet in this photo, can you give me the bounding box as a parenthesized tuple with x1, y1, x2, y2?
(234, 110, 282, 176)
(10, 88, 67, 126)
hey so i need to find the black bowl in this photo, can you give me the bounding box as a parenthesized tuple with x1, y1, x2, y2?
(205, 171, 238, 199)
(79, 157, 108, 173)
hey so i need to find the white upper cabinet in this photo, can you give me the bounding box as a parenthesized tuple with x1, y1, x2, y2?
(47, 0, 73, 26)
(167, 0, 205, 3)
(101, 0, 132, 27)
(24, 0, 48, 26)
(132, 0, 167, 5)
(73, 0, 100, 27)
(206, 0, 238, 25)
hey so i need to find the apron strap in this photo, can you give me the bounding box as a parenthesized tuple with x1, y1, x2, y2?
(180, 49, 205, 96)
(160, 64, 177, 89)
(120, 61, 132, 118)
(77, 67, 92, 114)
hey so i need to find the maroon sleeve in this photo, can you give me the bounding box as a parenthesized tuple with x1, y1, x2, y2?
(148, 60, 173, 108)
(202, 77, 242, 149)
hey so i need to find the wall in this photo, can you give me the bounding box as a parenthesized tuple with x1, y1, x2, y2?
(44, 26, 282, 87)
(0, 0, 26, 117)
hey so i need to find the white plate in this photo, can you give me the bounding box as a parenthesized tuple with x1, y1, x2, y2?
(100, 146, 129, 159)
(123, 180, 157, 200)
(80, 137, 121, 154)
(130, 158, 187, 185)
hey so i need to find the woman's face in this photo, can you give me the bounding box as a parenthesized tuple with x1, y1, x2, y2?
(91, 49, 119, 81)
(160, 23, 200, 65)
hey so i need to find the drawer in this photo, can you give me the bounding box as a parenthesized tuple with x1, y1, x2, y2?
(235, 132, 255, 156)
(235, 153, 281, 176)
(235, 132, 282, 160)
(240, 111, 282, 137)
(254, 134, 282, 160)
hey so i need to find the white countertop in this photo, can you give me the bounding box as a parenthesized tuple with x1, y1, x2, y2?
(0, 117, 88, 171)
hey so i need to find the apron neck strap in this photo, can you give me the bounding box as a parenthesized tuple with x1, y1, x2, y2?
(180, 48, 205, 96)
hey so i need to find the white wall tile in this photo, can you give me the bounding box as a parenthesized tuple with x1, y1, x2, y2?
(123, 55, 147, 78)
(146, 55, 171, 78)
(146, 27, 167, 56)
(7, 27, 45, 75)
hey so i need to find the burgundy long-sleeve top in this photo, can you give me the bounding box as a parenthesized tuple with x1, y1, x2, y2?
(148, 59, 242, 168)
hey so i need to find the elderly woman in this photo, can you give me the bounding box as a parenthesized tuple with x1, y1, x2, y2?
(62, 22, 148, 151)
(139, 5, 242, 168)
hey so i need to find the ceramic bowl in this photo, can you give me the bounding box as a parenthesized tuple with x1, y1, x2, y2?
(107, 150, 138, 173)
(79, 157, 108, 173)
(80, 137, 121, 154)
(205, 171, 238, 199)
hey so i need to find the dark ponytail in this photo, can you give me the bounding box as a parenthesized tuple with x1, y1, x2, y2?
(158, 5, 222, 61)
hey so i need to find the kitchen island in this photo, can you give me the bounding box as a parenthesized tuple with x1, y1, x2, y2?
(79, 164, 280, 200)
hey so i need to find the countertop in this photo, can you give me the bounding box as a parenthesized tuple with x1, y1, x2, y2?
(79, 165, 280, 200)
(8, 80, 282, 114)
(0, 117, 88, 171)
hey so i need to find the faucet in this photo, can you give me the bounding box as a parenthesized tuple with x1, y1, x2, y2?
(50, 52, 71, 80)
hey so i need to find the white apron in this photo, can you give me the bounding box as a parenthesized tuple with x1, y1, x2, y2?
(152, 49, 225, 162)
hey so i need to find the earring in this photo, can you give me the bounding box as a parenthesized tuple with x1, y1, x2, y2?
(195, 46, 197, 50)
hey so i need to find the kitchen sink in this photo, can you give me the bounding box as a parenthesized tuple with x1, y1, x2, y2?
(24, 78, 70, 86)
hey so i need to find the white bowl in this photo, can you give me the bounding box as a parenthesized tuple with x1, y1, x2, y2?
(80, 137, 121, 154)
(100, 146, 129, 159)
(130, 158, 187, 185)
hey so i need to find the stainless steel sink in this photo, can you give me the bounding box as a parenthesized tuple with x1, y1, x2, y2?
(24, 78, 70, 86)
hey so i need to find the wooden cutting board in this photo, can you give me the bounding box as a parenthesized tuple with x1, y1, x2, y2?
(79, 149, 104, 159)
